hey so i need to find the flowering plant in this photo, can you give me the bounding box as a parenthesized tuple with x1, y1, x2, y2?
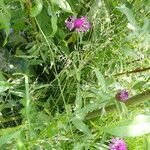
(65, 16, 91, 32)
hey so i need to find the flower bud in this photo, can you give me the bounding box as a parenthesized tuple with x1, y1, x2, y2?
(109, 138, 127, 150)
(116, 90, 129, 102)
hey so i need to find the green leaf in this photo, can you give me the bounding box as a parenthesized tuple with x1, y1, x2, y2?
(30, 0, 43, 17)
(133, 81, 147, 89)
(24, 75, 31, 123)
(0, 81, 12, 93)
(105, 114, 150, 137)
(143, 135, 150, 150)
(76, 102, 103, 120)
(75, 84, 82, 111)
(72, 117, 91, 135)
(59, 40, 69, 55)
(0, 130, 21, 147)
(58, 0, 72, 13)
(0, 0, 11, 45)
(51, 12, 57, 36)
(0, 71, 6, 81)
(120, 47, 139, 58)
(116, 5, 138, 30)
(88, 0, 103, 19)
(47, 5, 52, 16)
(51, 0, 73, 13)
(48, 6, 58, 36)
(94, 68, 106, 92)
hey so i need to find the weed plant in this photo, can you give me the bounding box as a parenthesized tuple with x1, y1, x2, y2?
(0, 0, 150, 149)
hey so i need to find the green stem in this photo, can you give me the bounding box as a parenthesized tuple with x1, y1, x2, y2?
(114, 67, 150, 77)
(25, 75, 30, 124)
(85, 90, 150, 120)
(25, 0, 37, 31)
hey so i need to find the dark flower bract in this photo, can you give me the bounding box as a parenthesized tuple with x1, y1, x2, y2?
(116, 90, 129, 102)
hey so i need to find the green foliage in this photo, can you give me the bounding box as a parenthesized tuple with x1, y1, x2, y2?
(105, 114, 150, 137)
(0, 0, 11, 45)
(30, 0, 43, 17)
(0, 0, 149, 149)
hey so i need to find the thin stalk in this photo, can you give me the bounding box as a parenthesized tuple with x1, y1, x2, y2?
(25, 0, 37, 31)
(34, 18, 68, 114)
(25, 75, 30, 124)
(114, 67, 150, 77)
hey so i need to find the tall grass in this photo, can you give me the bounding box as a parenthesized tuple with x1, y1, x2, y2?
(0, 0, 150, 149)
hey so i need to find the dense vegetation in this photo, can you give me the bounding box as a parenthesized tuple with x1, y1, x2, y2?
(0, 0, 150, 149)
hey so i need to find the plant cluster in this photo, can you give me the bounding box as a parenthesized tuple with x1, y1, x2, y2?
(0, 0, 150, 149)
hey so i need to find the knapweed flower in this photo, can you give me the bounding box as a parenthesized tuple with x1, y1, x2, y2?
(116, 90, 129, 102)
(109, 138, 127, 150)
(65, 16, 91, 32)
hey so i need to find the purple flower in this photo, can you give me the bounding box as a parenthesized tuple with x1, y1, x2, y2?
(116, 90, 129, 102)
(109, 138, 127, 150)
(65, 16, 91, 32)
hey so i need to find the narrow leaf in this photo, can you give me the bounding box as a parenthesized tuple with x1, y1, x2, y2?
(94, 68, 106, 92)
(75, 84, 82, 111)
(72, 117, 91, 135)
(51, 12, 57, 36)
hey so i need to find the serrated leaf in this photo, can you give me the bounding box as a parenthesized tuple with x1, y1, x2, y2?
(72, 117, 91, 135)
(0, 130, 21, 146)
(30, 0, 43, 17)
(94, 68, 106, 92)
(105, 114, 150, 137)
(76, 102, 102, 120)
(76, 99, 109, 120)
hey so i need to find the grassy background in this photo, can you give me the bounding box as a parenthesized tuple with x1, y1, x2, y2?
(0, 0, 150, 149)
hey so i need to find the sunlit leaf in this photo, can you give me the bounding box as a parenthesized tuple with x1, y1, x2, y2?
(0, 130, 21, 147)
(30, 0, 43, 17)
(51, 0, 73, 13)
(105, 114, 150, 137)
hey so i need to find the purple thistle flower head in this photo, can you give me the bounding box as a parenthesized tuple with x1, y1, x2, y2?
(116, 90, 129, 102)
(74, 18, 84, 28)
(109, 138, 127, 150)
(65, 16, 91, 32)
